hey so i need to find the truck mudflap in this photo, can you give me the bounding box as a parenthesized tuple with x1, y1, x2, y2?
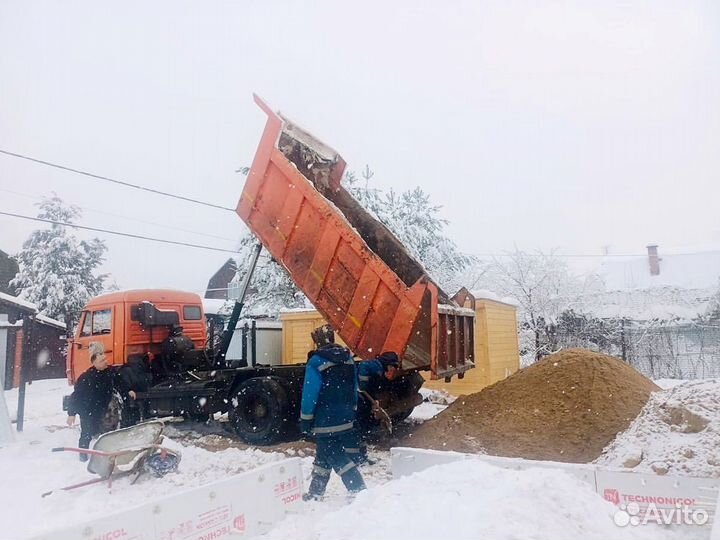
(238, 95, 474, 380)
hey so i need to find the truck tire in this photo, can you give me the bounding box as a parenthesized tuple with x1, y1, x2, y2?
(229, 378, 290, 445)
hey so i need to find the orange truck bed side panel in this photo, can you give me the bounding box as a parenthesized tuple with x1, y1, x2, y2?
(238, 96, 474, 379)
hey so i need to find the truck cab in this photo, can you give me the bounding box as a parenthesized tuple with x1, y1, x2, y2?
(67, 290, 207, 383)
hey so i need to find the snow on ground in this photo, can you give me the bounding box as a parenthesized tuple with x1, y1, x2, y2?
(406, 388, 453, 423)
(596, 379, 720, 477)
(0, 380, 392, 539)
(654, 378, 692, 390)
(2, 379, 713, 540)
(407, 400, 446, 422)
(261, 459, 695, 540)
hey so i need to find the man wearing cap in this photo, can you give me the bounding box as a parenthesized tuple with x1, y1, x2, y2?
(357, 351, 400, 393)
(301, 325, 366, 500)
(349, 351, 401, 464)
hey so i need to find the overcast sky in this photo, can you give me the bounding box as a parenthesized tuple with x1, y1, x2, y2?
(1, 1, 719, 293)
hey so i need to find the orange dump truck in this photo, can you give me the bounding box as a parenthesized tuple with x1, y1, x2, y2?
(64, 97, 475, 444)
(239, 95, 475, 381)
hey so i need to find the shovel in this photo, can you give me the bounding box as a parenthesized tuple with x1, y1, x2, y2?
(359, 390, 393, 435)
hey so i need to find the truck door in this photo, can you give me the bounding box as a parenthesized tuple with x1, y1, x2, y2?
(72, 306, 115, 376)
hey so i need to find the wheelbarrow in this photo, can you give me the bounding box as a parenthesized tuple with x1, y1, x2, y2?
(42, 420, 180, 497)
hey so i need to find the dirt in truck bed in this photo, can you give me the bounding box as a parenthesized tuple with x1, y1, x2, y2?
(277, 129, 444, 295)
(403, 348, 659, 463)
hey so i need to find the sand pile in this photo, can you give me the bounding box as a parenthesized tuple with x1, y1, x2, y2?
(595, 378, 720, 477)
(404, 348, 659, 463)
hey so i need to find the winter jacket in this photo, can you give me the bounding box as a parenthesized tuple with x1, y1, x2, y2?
(357, 359, 385, 392)
(67, 367, 128, 417)
(300, 344, 358, 437)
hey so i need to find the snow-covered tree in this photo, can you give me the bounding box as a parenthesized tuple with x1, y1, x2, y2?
(10, 195, 108, 333)
(345, 168, 473, 293)
(479, 249, 600, 364)
(235, 167, 474, 315)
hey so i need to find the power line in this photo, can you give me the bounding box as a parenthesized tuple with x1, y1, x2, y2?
(0, 187, 240, 244)
(0, 211, 239, 254)
(470, 252, 644, 258)
(470, 249, 720, 259)
(0, 149, 236, 212)
(4, 151, 717, 260)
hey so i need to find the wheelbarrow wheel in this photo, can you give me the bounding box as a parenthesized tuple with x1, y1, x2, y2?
(143, 451, 181, 477)
(229, 378, 290, 445)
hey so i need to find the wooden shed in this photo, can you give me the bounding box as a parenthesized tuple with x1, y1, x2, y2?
(279, 294, 519, 395)
(0, 292, 67, 390)
(279, 309, 347, 364)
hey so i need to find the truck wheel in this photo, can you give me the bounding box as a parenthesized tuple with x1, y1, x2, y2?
(229, 378, 290, 445)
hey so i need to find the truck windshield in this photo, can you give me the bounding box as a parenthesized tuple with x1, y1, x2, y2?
(91, 309, 112, 335)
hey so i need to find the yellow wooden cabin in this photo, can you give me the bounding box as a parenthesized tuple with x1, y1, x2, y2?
(279, 309, 347, 364)
(279, 294, 519, 396)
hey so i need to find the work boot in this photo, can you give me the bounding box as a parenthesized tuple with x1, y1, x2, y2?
(339, 464, 366, 493)
(305, 471, 330, 500)
(302, 492, 324, 502)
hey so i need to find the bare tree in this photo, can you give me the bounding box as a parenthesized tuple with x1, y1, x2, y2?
(709, 278, 720, 319)
(480, 249, 598, 364)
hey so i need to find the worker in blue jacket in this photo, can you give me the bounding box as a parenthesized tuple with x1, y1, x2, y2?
(349, 351, 401, 464)
(301, 325, 366, 500)
(357, 351, 400, 393)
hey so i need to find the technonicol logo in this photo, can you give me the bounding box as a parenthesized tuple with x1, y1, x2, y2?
(604, 491, 710, 528)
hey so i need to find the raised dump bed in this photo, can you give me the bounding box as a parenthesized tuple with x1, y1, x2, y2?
(237, 96, 474, 380)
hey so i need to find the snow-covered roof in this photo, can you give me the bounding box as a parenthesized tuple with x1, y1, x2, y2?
(202, 298, 231, 316)
(0, 291, 36, 311)
(36, 314, 66, 330)
(575, 286, 715, 322)
(278, 307, 317, 314)
(0, 291, 67, 329)
(599, 249, 720, 291)
(471, 289, 520, 307)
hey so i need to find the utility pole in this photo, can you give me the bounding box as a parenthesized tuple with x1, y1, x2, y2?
(0, 383, 13, 443)
(15, 313, 34, 432)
